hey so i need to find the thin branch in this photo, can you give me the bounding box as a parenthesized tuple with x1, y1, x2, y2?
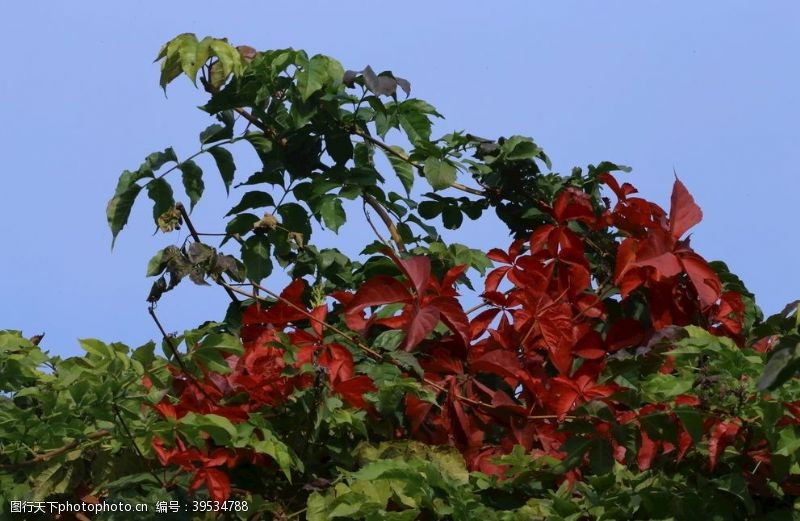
(113, 404, 164, 486)
(352, 127, 486, 197)
(362, 199, 391, 248)
(148, 305, 191, 375)
(0, 429, 111, 470)
(362, 193, 406, 252)
(147, 305, 215, 402)
(176, 202, 238, 303)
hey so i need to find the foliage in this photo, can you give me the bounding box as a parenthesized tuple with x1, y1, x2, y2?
(3, 33, 800, 520)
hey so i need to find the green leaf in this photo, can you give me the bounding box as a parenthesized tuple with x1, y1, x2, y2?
(423, 157, 457, 191)
(242, 235, 272, 282)
(209, 39, 244, 78)
(441, 205, 463, 230)
(107, 183, 142, 246)
(325, 130, 354, 166)
(208, 146, 236, 194)
(225, 213, 260, 236)
(319, 197, 346, 233)
(502, 135, 542, 161)
(278, 202, 312, 238)
(178, 35, 210, 84)
(641, 373, 694, 402)
(146, 178, 175, 228)
(758, 344, 800, 391)
(417, 201, 442, 219)
(383, 146, 414, 194)
(199, 123, 231, 145)
(297, 54, 342, 101)
(226, 191, 275, 216)
(146, 246, 179, 276)
(181, 413, 238, 445)
(674, 406, 704, 442)
(139, 148, 178, 173)
(179, 160, 204, 211)
(373, 330, 405, 351)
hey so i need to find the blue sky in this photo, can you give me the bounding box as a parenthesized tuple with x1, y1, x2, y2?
(1, 2, 798, 357)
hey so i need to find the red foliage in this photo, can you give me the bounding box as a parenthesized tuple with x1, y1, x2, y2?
(152, 175, 759, 499)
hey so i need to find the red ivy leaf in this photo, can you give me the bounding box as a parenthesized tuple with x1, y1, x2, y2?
(190, 468, 231, 503)
(333, 375, 376, 410)
(404, 305, 441, 351)
(431, 296, 471, 348)
(669, 177, 702, 240)
(344, 275, 411, 332)
(391, 254, 431, 295)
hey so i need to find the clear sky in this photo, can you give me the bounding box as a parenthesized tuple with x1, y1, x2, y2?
(1, 2, 798, 357)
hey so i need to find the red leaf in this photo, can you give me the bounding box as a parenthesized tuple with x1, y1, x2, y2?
(431, 296, 471, 348)
(441, 264, 468, 292)
(403, 305, 441, 351)
(600, 172, 637, 201)
(471, 350, 524, 384)
(333, 375, 376, 410)
(485, 266, 511, 293)
(487, 248, 512, 264)
(708, 420, 741, 470)
(344, 275, 412, 332)
(190, 468, 231, 502)
(280, 278, 307, 304)
(606, 319, 645, 352)
(573, 330, 606, 359)
(678, 251, 722, 309)
(669, 177, 702, 240)
(396, 255, 432, 295)
(319, 344, 354, 384)
(470, 308, 500, 340)
(552, 187, 596, 224)
(544, 378, 580, 419)
(310, 305, 327, 337)
(638, 431, 658, 470)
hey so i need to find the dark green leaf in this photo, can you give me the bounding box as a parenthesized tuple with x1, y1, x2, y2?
(319, 197, 346, 233)
(146, 178, 175, 228)
(383, 146, 414, 194)
(758, 344, 800, 391)
(208, 146, 236, 194)
(225, 213, 260, 236)
(226, 191, 275, 216)
(242, 235, 272, 282)
(199, 123, 232, 145)
(138, 148, 178, 173)
(107, 183, 142, 246)
(417, 201, 442, 219)
(179, 160, 204, 211)
(325, 131, 354, 166)
(441, 205, 463, 230)
(278, 202, 312, 238)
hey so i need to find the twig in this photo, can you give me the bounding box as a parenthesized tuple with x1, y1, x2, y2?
(352, 127, 486, 197)
(0, 429, 111, 470)
(176, 202, 239, 303)
(147, 305, 215, 402)
(362, 199, 391, 248)
(362, 193, 405, 252)
(113, 404, 165, 486)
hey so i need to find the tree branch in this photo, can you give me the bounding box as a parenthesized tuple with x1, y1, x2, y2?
(176, 202, 239, 303)
(0, 429, 111, 470)
(352, 127, 486, 197)
(362, 194, 406, 252)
